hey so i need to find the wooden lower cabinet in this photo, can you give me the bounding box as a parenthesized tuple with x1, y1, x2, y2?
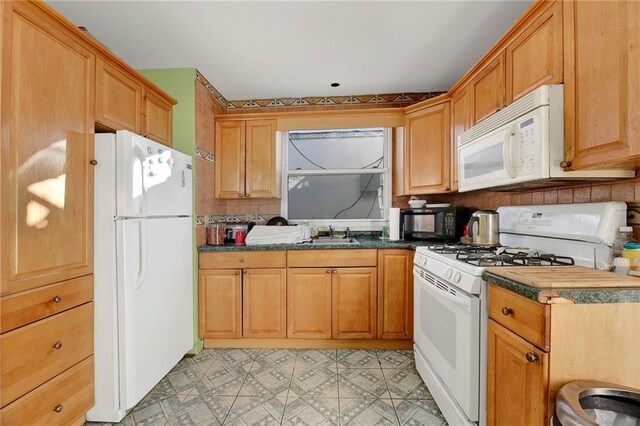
(287, 268, 332, 339)
(377, 250, 413, 340)
(243, 269, 286, 338)
(1, 356, 95, 426)
(199, 269, 242, 339)
(332, 267, 377, 339)
(487, 319, 548, 426)
(486, 282, 640, 425)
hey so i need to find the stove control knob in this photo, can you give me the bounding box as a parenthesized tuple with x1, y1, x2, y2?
(453, 272, 461, 283)
(421, 258, 427, 266)
(445, 268, 453, 279)
(147, 147, 154, 155)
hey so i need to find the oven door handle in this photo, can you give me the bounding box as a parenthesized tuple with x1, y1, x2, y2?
(414, 272, 472, 312)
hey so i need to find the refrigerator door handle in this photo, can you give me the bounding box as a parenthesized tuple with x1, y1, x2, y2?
(134, 220, 148, 290)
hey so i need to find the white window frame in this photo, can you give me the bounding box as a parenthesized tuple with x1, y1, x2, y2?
(280, 128, 392, 231)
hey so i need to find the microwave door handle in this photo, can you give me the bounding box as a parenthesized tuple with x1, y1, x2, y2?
(503, 124, 517, 178)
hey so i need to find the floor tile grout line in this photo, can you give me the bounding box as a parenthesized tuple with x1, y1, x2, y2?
(220, 358, 254, 425)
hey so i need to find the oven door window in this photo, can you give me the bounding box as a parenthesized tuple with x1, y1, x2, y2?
(413, 269, 480, 421)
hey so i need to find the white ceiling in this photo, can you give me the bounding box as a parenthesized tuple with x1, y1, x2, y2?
(48, 0, 532, 100)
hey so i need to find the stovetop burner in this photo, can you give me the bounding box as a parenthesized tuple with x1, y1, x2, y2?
(428, 244, 575, 267)
(427, 244, 500, 255)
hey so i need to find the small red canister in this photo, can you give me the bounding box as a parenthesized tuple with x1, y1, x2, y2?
(235, 230, 247, 245)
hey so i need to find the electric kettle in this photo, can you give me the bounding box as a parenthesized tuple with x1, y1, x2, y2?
(468, 210, 499, 246)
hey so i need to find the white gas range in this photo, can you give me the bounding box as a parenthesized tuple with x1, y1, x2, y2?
(412, 202, 627, 426)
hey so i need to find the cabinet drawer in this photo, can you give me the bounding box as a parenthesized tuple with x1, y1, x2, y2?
(1, 303, 93, 407)
(1, 275, 93, 333)
(1, 356, 94, 426)
(288, 249, 377, 268)
(488, 284, 549, 350)
(199, 251, 286, 269)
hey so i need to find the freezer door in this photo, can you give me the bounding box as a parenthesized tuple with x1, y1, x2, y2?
(116, 217, 193, 410)
(116, 131, 192, 217)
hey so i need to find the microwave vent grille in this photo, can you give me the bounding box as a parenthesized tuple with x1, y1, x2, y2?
(459, 85, 561, 147)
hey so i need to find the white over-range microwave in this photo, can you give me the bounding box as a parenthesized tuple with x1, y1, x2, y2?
(457, 84, 634, 192)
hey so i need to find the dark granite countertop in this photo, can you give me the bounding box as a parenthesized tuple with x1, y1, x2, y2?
(483, 271, 640, 304)
(198, 235, 434, 252)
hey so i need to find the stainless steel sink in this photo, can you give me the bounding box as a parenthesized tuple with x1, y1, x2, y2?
(312, 237, 359, 245)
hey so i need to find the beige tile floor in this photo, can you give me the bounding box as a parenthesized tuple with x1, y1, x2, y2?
(87, 349, 447, 426)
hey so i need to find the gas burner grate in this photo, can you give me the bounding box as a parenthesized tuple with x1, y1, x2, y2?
(458, 252, 575, 267)
(428, 244, 499, 255)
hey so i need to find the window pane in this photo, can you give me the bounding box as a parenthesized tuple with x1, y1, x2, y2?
(288, 174, 384, 220)
(288, 129, 384, 170)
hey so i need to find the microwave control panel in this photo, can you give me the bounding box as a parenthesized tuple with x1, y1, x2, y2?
(517, 116, 540, 175)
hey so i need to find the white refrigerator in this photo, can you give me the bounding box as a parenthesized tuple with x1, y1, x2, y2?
(89, 131, 193, 422)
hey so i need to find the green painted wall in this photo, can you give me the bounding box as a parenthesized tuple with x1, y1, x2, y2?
(138, 68, 203, 354)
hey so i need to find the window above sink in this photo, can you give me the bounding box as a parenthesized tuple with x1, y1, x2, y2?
(281, 128, 391, 231)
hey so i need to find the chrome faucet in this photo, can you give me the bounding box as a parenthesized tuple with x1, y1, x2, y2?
(345, 227, 351, 241)
(328, 225, 334, 238)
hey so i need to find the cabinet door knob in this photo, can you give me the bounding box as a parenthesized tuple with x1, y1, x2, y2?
(235, 271, 241, 275)
(53, 404, 64, 413)
(245, 193, 250, 198)
(52, 295, 62, 303)
(53, 341, 63, 350)
(525, 352, 539, 363)
(326, 269, 331, 274)
(239, 258, 244, 263)
(501, 307, 513, 316)
(239, 193, 244, 198)
(332, 269, 337, 274)
(243, 270, 247, 275)
(559, 160, 571, 168)
(89, 159, 98, 166)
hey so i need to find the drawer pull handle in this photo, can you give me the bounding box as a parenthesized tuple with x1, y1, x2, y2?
(54, 404, 64, 413)
(53, 341, 63, 350)
(239, 258, 244, 263)
(52, 295, 62, 303)
(525, 352, 539, 363)
(501, 307, 513, 316)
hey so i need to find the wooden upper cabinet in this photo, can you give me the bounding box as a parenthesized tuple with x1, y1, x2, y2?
(245, 120, 279, 198)
(287, 268, 332, 339)
(1, 1, 95, 295)
(95, 58, 142, 134)
(242, 268, 287, 338)
(487, 320, 549, 426)
(377, 250, 413, 340)
(449, 86, 472, 192)
(506, 1, 562, 103)
(563, 0, 640, 169)
(142, 89, 173, 146)
(471, 53, 506, 124)
(215, 121, 246, 199)
(404, 99, 451, 194)
(392, 127, 406, 197)
(332, 267, 377, 339)
(215, 119, 279, 199)
(199, 269, 242, 339)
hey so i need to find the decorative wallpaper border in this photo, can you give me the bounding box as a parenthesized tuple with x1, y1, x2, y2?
(195, 146, 215, 164)
(224, 92, 444, 110)
(196, 214, 272, 227)
(196, 70, 229, 110)
(196, 68, 444, 112)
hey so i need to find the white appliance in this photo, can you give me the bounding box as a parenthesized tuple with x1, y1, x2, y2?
(413, 202, 626, 426)
(89, 131, 194, 422)
(457, 85, 634, 192)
